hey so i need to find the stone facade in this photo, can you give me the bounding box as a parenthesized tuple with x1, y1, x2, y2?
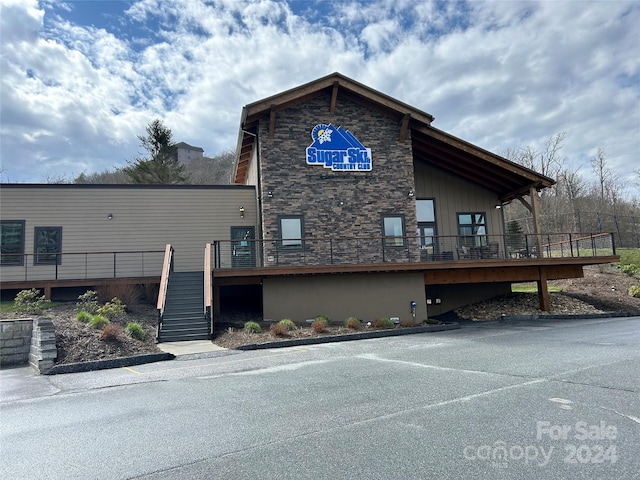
(258, 93, 419, 265)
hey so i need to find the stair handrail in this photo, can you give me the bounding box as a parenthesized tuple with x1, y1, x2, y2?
(204, 243, 213, 335)
(156, 244, 174, 339)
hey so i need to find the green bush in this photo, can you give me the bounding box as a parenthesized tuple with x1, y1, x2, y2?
(344, 317, 361, 330)
(315, 315, 330, 325)
(76, 311, 92, 323)
(618, 263, 640, 278)
(278, 319, 297, 331)
(14, 289, 48, 314)
(97, 297, 127, 319)
(89, 315, 110, 329)
(244, 321, 262, 333)
(423, 318, 440, 325)
(629, 285, 640, 298)
(125, 322, 144, 340)
(76, 290, 99, 314)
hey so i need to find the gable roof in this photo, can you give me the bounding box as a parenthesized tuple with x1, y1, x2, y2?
(175, 142, 204, 152)
(233, 72, 554, 201)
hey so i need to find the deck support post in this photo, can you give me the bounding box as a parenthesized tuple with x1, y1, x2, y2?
(213, 285, 221, 316)
(537, 267, 550, 311)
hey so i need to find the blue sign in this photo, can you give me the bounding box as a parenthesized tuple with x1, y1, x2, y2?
(306, 124, 372, 171)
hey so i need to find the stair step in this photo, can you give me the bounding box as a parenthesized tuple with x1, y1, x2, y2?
(161, 324, 209, 333)
(159, 332, 211, 342)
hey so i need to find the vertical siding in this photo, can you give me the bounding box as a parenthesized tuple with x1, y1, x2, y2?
(414, 160, 503, 237)
(0, 185, 257, 281)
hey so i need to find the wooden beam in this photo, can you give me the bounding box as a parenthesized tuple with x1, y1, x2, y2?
(515, 194, 533, 214)
(537, 267, 550, 311)
(269, 105, 276, 138)
(399, 114, 410, 144)
(330, 81, 339, 114)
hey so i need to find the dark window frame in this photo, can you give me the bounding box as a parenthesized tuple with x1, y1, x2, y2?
(34, 226, 62, 265)
(416, 199, 437, 247)
(1, 220, 25, 266)
(278, 215, 304, 249)
(457, 212, 488, 246)
(381, 214, 406, 247)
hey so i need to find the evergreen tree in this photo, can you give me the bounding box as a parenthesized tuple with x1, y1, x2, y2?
(123, 119, 188, 184)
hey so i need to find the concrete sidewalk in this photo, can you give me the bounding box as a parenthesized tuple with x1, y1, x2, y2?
(157, 340, 227, 356)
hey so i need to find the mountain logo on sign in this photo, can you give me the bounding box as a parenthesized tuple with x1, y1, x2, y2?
(306, 124, 372, 171)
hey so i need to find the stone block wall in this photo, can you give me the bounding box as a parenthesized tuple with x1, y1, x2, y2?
(0, 319, 33, 367)
(258, 93, 420, 265)
(0, 318, 57, 374)
(29, 318, 57, 374)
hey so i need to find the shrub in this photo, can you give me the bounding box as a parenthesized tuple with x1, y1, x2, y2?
(89, 315, 110, 329)
(76, 311, 92, 323)
(269, 323, 288, 337)
(311, 318, 328, 333)
(97, 297, 127, 319)
(423, 318, 440, 325)
(400, 318, 416, 328)
(344, 317, 361, 330)
(629, 285, 640, 298)
(14, 288, 47, 314)
(76, 290, 99, 314)
(618, 263, 639, 278)
(100, 323, 122, 341)
(315, 315, 330, 325)
(244, 321, 261, 333)
(278, 319, 297, 331)
(125, 322, 144, 340)
(142, 283, 159, 303)
(96, 283, 141, 305)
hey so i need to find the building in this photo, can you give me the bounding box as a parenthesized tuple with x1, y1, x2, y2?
(174, 142, 204, 163)
(0, 73, 618, 339)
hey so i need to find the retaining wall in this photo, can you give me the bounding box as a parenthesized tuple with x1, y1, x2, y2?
(0, 318, 57, 373)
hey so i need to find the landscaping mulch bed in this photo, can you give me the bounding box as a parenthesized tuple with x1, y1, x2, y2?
(1, 265, 637, 365)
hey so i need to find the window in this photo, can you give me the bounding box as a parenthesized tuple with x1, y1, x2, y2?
(416, 199, 437, 247)
(34, 227, 62, 265)
(458, 213, 487, 246)
(382, 215, 405, 247)
(1, 220, 25, 266)
(279, 216, 303, 247)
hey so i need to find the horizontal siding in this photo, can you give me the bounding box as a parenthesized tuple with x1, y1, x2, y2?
(414, 161, 503, 237)
(1, 186, 257, 280)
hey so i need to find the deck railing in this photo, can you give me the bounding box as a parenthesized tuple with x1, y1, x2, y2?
(212, 232, 616, 269)
(0, 249, 166, 282)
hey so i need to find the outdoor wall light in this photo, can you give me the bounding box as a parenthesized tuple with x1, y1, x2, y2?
(107, 213, 113, 220)
(239, 206, 245, 218)
(267, 191, 273, 198)
(495, 204, 502, 209)
(408, 190, 415, 198)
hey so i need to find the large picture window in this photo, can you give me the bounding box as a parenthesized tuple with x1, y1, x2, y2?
(34, 227, 62, 265)
(279, 216, 303, 247)
(382, 215, 405, 247)
(1, 220, 25, 266)
(458, 213, 487, 246)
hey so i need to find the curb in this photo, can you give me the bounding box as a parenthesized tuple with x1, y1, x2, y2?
(235, 322, 460, 351)
(499, 311, 640, 322)
(46, 352, 175, 375)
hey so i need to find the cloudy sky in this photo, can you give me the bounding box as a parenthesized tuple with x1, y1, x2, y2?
(1, 0, 638, 196)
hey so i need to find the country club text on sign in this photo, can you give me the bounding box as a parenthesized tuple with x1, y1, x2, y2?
(306, 124, 372, 171)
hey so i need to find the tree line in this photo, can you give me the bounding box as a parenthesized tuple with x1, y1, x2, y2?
(503, 132, 640, 248)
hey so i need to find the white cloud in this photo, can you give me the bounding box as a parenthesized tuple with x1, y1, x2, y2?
(0, 0, 637, 197)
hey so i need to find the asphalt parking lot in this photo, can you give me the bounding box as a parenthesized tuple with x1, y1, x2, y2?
(1, 316, 639, 479)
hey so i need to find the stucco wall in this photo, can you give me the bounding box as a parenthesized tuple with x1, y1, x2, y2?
(263, 272, 428, 323)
